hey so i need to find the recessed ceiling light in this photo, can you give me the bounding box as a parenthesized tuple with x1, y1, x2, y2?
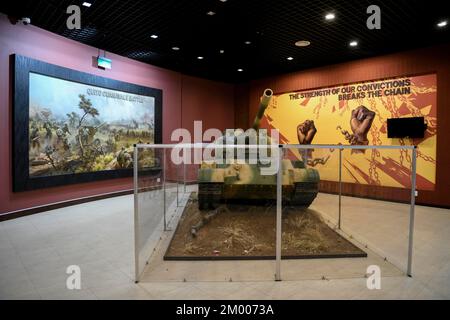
(245, 41, 251, 45)
(295, 40, 311, 47)
(325, 13, 335, 20)
(172, 47, 180, 51)
(197, 56, 204, 60)
(219, 0, 227, 2)
(219, 49, 225, 54)
(150, 34, 158, 39)
(349, 40, 358, 47)
(237, 68, 244, 72)
(207, 11, 216, 16)
(82, 2, 92, 7)
(437, 20, 448, 28)
(287, 57, 294, 61)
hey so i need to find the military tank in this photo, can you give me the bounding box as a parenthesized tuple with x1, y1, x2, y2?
(198, 89, 319, 210)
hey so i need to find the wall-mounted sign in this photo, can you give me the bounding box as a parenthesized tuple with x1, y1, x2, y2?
(261, 74, 437, 190)
(97, 56, 112, 69)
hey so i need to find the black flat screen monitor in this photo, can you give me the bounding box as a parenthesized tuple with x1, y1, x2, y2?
(387, 117, 425, 138)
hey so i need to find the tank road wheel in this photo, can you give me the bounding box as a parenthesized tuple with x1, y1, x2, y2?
(198, 183, 222, 210)
(290, 182, 319, 207)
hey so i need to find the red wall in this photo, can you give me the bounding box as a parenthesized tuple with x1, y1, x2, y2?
(0, 14, 234, 214)
(245, 44, 450, 207)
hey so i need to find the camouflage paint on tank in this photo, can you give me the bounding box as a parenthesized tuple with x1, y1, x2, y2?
(198, 88, 320, 209)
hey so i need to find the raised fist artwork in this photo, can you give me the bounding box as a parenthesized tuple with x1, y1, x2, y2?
(297, 120, 317, 145)
(337, 106, 375, 146)
(297, 120, 328, 166)
(350, 105, 376, 144)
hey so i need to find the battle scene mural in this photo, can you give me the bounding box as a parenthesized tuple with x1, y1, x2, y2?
(28, 72, 156, 178)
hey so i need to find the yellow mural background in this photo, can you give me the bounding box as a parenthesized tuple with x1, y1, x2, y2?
(262, 74, 437, 190)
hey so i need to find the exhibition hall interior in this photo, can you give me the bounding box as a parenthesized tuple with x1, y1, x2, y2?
(0, 0, 449, 301)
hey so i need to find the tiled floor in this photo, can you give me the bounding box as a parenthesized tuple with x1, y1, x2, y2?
(1, 191, 449, 300)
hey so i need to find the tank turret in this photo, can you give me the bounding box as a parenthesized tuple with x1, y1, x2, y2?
(198, 89, 320, 210)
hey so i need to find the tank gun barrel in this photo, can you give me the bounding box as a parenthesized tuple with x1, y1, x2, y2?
(252, 88, 273, 131)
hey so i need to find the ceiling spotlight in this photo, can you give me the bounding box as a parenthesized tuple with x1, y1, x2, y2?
(237, 68, 244, 72)
(295, 40, 311, 47)
(325, 13, 335, 20)
(437, 20, 448, 28)
(287, 57, 294, 61)
(172, 47, 180, 51)
(197, 56, 204, 60)
(207, 11, 216, 16)
(244, 41, 251, 45)
(219, 0, 227, 2)
(349, 40, 358, 47)
(150, 34, 158, 39)
(219, 49, 225, 54)
(82, 2, 92, 7)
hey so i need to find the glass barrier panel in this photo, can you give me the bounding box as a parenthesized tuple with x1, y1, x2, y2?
(339, 147, 414, 276)
(305, 146, 341, 229)
(279, 146, 349, 280)
(134, 146, 165, 281)
(163, 148, 180, 227)
(137, 144, 277, 282)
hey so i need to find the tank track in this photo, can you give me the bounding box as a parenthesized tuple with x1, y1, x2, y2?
(289, 182, 319, 207)
(198, 183, 222, 210)
(198, 182, 318, 209)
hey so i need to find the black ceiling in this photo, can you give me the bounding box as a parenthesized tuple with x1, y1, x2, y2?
(2, 0, 450, 83)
